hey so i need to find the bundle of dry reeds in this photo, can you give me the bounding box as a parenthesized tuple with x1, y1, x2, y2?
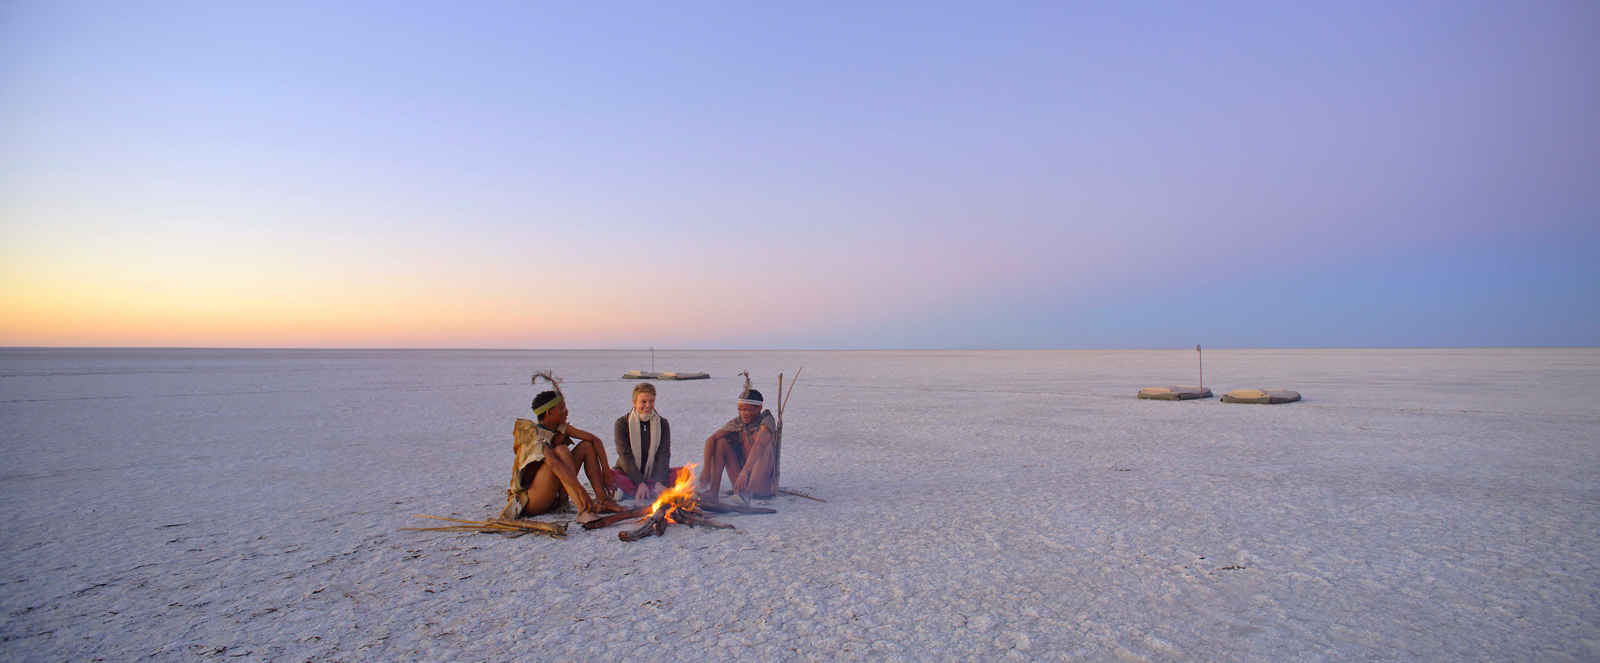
(402, 515, 568, 539)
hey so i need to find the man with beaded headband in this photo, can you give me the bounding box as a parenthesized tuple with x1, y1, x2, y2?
(700, 372, 779, 503)
(501, 371, 623, 524)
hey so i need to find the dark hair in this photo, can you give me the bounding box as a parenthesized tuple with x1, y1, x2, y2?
(742, 388, 763, 403)
(532, 390, 560, 417)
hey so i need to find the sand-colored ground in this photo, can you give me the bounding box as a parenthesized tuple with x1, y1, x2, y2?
(1, 348, 1596, 661)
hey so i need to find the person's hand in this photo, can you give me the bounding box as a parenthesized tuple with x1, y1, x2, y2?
(575, 490, 597, 514)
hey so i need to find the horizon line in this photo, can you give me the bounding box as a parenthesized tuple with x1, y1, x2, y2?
(2, 346, 1595, 352)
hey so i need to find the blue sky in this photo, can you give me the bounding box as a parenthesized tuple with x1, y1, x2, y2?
(1, 1, 1596, 348)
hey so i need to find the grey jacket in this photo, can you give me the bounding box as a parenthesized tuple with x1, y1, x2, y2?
(612, 414, 672, 487)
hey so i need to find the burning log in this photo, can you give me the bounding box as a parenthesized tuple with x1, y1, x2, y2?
(619, 507, 672, 542)
(617, 504, 734, 540)
(609, 462, 772, 541)
(581, 507, 653, 530)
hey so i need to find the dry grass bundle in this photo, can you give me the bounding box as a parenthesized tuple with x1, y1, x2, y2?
(402, 515, 568, 539)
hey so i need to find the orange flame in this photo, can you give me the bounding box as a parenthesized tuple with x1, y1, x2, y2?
(651, 463, 700, 519)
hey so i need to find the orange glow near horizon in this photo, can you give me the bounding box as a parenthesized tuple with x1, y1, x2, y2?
(0, 273, 772, 348)
(0, 234, 908, 348)
(0, 213, 1002, 348)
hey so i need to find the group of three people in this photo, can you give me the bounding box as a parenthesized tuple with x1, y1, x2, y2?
(500, 380, 779, 523)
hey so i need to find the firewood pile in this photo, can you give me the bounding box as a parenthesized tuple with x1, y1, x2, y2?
(582, 464, 775, 542)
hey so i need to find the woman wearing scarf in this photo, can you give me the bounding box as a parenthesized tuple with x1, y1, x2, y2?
(612, 382, 675, 501)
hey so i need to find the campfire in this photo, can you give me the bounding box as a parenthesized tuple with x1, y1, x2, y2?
(582, 464, 776, 541)
(411, 465, 781, 543)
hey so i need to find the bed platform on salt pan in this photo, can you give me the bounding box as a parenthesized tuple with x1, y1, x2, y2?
(658, 371, 710, 380)
(1221, 388, 1302, 404)
(1138, 386, 1213, 400)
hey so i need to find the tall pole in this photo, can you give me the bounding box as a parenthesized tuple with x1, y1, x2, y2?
(650, 347, 655, 372)
(775, 373, 784, 485)
(1197, 344, 1202, 388)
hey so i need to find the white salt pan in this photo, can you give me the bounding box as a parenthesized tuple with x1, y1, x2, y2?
(1, 349, 1596, 661)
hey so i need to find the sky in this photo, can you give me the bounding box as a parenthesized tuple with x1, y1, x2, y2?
(1, 1, 1597, 349)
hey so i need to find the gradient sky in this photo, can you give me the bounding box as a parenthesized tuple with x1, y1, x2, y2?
(2, 1, 1597, 349)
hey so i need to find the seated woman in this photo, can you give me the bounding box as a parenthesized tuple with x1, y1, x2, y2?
(500, 388, 623, 523)
(700, 385, 778, 502)
(612, 382, 676, 501)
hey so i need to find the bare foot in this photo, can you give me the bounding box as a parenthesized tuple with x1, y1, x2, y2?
(575, 511, 601, 524)
(596, 500, 625, 514)
(573, 495, 598, 516)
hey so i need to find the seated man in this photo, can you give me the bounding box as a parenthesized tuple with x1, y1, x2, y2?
(700, 385, 778, 502)
(501, 388, 623, 523)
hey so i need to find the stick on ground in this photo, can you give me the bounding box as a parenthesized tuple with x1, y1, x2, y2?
(777, 488, 826, 503)
(678, 512, 736, 529)
(699, 502, 778, 515)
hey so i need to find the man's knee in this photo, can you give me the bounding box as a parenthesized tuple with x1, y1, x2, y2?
(551, 445, 574, 464)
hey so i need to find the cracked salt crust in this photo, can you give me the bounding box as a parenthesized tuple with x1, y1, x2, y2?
(1, 348, 1597, 661)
